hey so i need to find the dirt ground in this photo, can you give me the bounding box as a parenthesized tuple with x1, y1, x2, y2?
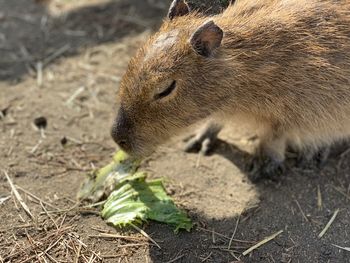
(0, 0, 349, 262)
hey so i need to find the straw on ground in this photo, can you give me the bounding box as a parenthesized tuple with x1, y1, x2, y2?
(242, 230, 283, 256)
(318, 209, 340, 238)
(3, 170, 35, 221)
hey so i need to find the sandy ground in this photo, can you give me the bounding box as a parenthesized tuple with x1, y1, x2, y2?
(0, 0, 349, 262)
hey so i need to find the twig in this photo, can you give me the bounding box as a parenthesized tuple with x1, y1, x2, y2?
(44, 236, 63, 255)
(65, 86, 85, 105)
(65, 136, 83, 144)
(331, 185, 350, 201)
(197, 226, 254, 243)
(332, 244, 350, 252)
(200, 252, 212, 262)
(130, 223, 161, 249)
(40, 128, 46, 139)
(165, 254, 185, 263)
(0, 195, 11, 205)
(88, 255, 96, 263)
(242, 230, 283, 256)
(195, 153, 202, 168)
(30, 140, 42, 154)
(74, 243, 82, 263)
(294, 199, 309, 222)
(39, 202, 80, 214)
(4, 170, 35, 221)
(16, 185, 59, 210)
(82, 200, 106, 208)
(40, 201, 58, 230)
(90, 226, 111, 233)
(318, 209, 340, 238)
(0, 223, 33, 232)
(36, 62, 43, 87)
(229, 251, 241, 261)
(317, 185, 322, 211)
(89, 233, 145, 241)
(42, 44, 70, 66)
(212, 228, 216, 244)
(228, 213, 241, 250)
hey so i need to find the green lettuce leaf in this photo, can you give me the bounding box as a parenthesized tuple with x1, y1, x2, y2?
(78, 151, 192, 233)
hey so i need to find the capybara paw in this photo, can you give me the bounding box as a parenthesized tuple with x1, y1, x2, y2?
(184, 134, 217, 155)
(248, 155, 285, 182)
(183, 123, 221, 155)
(295, 147, 330, 168)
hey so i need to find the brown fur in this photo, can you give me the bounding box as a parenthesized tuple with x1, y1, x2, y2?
(112, 0, 350, 161)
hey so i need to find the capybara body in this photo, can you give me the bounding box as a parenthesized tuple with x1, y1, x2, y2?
(111, 0, 350, 174)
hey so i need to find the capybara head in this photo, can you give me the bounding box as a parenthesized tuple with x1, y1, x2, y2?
(111, 0, 224, 157)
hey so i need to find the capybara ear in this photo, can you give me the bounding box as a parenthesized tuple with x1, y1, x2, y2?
(168, 0, 190, 20)
(190, 20, 223, 57)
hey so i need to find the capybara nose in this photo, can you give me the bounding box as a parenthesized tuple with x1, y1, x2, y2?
(111, 107, 133, 152)
(111, 123, 131, 151)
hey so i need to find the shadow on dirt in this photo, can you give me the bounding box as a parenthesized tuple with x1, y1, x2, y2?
(0, 0, 171, 82)
(148, 140, 350, 263)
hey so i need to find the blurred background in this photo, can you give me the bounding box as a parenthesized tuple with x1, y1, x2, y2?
(0, 0, 229, 82)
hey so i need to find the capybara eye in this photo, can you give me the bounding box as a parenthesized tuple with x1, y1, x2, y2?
(154, 80, 177, 100)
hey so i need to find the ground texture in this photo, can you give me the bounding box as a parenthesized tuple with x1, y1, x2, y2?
(0, 0, 349, 262)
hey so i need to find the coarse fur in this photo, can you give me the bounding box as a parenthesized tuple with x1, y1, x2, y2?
(111, 0, 350, 169)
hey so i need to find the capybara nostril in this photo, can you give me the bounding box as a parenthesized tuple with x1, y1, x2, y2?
(111, 107, 134, 152)
(111, 128, 131, 151)
(111, 125, 127, 147)
(118, 139, 128, 148)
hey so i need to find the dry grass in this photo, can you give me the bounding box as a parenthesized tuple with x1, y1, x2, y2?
(1, 214, 102, 263)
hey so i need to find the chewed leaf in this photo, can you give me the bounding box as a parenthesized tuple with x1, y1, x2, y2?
(102, 178, 193, 232)
(79, 150, 193, 232)
(77, 151, 140, 202)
